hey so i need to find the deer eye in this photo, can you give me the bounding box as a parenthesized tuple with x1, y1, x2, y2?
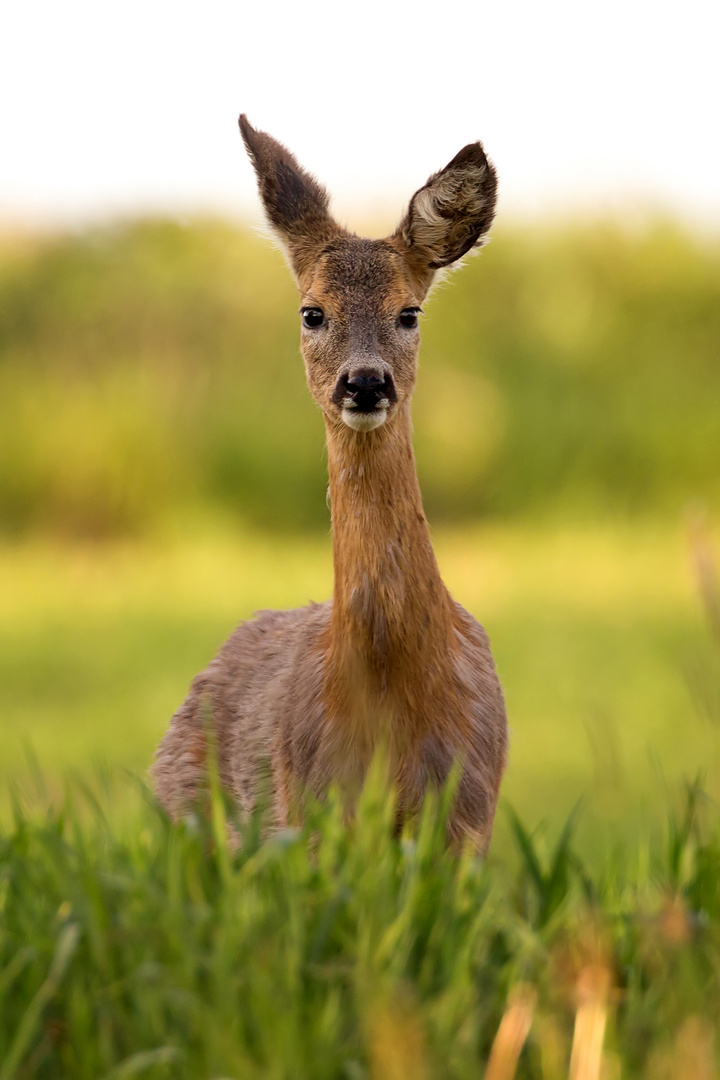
(398, 308, 420, 329)
(301, 307, 325, 329)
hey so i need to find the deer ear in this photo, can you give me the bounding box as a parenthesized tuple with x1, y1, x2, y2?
(395, 142, 498, 276)
(239, 115, 341, 281)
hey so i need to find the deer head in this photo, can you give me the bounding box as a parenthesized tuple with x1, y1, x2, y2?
(239, 115, 497, 434)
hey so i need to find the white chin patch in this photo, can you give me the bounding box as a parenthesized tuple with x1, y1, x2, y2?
(341, 407, 388, 432)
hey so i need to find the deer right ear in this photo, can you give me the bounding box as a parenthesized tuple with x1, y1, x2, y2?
(394, 141, 498, 288)
(239, 115, 341, 282)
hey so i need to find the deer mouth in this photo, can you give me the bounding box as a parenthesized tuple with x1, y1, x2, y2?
(341, 399, 390, 431)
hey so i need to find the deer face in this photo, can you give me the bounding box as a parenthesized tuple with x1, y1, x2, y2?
(239, 116, 497, 434)
(298, 238, 423, 431)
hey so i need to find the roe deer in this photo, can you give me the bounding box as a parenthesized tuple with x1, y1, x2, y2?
(153, 116, 508, 851)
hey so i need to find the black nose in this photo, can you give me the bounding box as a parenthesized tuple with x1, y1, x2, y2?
(332, 368, 397, 413)
(346, 372, 385, 392)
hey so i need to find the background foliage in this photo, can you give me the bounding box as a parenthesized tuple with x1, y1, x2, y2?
(1, 217, 718, 538)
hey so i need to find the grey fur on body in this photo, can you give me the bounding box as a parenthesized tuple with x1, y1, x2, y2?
(153, 599, 506, 844)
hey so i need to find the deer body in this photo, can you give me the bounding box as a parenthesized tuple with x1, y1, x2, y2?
(153, 119, 508, 850)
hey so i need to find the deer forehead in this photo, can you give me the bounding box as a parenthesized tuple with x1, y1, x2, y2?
(302, 238, 421, 317)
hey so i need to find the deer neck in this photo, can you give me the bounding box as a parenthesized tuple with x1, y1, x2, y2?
(323, 402, 455, 727)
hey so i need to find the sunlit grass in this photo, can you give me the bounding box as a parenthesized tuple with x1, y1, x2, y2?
(2, 768, 720, 1078)
(2, 520, 718, 844)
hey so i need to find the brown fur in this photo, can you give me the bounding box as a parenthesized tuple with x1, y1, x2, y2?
(152, 118, 507, 851)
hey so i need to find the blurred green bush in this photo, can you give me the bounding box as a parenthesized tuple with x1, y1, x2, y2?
(0, 217, 718, 537)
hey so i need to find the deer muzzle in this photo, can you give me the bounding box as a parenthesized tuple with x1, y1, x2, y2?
(332, 368, 397, 431)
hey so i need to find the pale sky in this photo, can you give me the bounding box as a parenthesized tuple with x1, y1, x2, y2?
(1, 0, 719, 231)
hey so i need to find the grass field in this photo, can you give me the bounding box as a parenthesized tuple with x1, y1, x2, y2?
(2, 519, 719, 849)
(3, 518, 720, 1076)
(2, 758, 720, 1078)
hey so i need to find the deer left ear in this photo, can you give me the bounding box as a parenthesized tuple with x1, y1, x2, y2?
(395, 142, 498, 276)
(239, 115, 342, 282)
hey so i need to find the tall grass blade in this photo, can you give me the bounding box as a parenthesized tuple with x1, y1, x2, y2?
(0, 922, 79, 1080)
(98, 1046, 181, 1078)
(568, 965, 610, 1080)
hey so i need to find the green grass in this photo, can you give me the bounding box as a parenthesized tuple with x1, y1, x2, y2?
(1, 768, 720, 1078)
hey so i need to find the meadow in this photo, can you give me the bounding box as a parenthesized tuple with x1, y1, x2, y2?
(1, 215, 719, 1075)
(2, 756, 720, 1079)
(2, 521, 719, 846)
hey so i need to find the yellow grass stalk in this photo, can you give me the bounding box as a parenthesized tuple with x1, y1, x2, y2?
(484, 984, 537, 1080)
(687, 507, 720, 642)
(569, 965, 611, 1080)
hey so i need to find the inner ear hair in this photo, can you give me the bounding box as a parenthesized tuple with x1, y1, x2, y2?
(397, 141, 498, 271)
